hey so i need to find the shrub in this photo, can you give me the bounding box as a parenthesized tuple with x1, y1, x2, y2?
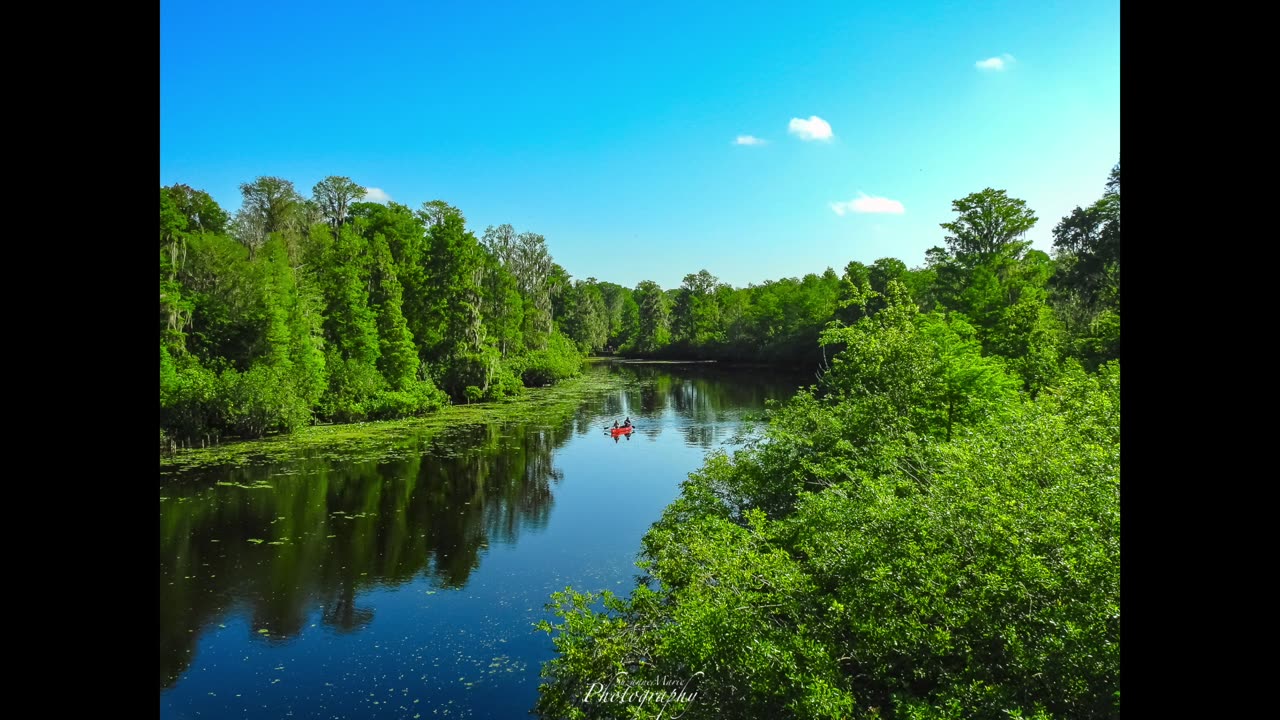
(535, 340, 1120, 720)
(220, 364, 311, 438)
(515, 330, 584, 387)
(366, 378, 449, 419)
(159, 347, 223, 443)
(319, 351, 387, 422)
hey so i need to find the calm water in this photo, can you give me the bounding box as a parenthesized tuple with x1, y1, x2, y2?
(159, 361, 801, 719)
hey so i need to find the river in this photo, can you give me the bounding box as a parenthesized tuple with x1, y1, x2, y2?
(159, 360, 802, 719)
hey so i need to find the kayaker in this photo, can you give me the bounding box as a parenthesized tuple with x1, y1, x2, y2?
(624, 417, 632, 427)
(612, 420, 620, 428)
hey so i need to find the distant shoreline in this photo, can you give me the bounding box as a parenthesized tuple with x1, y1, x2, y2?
(589, 355, 803, 371)
(612, 359, 717, 365)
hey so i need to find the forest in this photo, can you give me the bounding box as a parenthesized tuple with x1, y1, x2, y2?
(160, 164, 1119, 452)
(533, 163, 1120, 719)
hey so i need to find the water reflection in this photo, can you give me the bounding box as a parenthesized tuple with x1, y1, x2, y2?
(605, 363, 790, 447)
(159, 362, 801, 694)
(159, 419, 572, 689)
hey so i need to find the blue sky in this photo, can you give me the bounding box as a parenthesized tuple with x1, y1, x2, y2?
(160, 0, 1119, 289)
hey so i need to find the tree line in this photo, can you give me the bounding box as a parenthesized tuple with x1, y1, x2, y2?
(160, 178, 586, 446)
(620, 164, 1119, 381)
(161, 162, 1119, 448)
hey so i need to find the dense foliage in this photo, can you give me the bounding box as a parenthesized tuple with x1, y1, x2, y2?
(162, 163, 1118, 447)
(585, 167, 1117, 375)
(534, 163, 1120, 719)
(160, 178, 588, 445)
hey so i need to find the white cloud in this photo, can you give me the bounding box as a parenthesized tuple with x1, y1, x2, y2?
(830, 192, 905, 216)
(363, 187, 392, 204)
(975, 53, 1016, 71)
(735, 135, 766, 146)
(788, 116, 834, 141)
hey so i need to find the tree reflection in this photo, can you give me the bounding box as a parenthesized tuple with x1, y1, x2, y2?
(159, 363, 802, 690)
(159, 414, 576, 689)
(608, 364, 803, 449)
(321, 580, 374, 633)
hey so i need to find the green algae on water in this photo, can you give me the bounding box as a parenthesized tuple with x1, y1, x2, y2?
(159, 370, 627, 475)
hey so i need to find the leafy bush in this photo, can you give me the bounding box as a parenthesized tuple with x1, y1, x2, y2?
(366, 378, 449, 419)
(1073, 311, 1119, 370)
(219, 364, 311, 438)
(535, 317, 1120, 720)
(438, 347, 525, 402)
(515, 330, 584, 386)
(159, 347, 224, 443)
(487, 361, 526, 399)
(318, 350, 388, 422)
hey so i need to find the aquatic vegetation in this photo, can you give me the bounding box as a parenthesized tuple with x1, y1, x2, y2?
(160, 369, 628, 475)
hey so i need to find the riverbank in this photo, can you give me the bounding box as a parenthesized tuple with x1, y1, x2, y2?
(596, 353, 811, 371)
(160, 366, 631, 475)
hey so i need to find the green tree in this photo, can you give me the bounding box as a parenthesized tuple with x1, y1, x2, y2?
(1048, 162, 1120, 368)
(868, 257, 907, 295)
(833, 261, 874, 326)
(235, 176, 303, 258)
(160, 187, 197, 349)
(940, 188, 1038, 265)
(1052, 162, 1120, 314)
(352, 201, 432, 361)
(671, 270, 723, 348)
(420, 199, 465, 229)
(480, 249, 525, 358)
(181, 231, 264, 368)
(987, 294, 1063, 396)
(312, 176, 366, 229)
(632, 280, 670, 352)
(562, 280, 609, 353)
(516, 233, 559, 348)
(483, 224, 561, 349)
(163, 184, 229, 235)
(319, 224, 379, 367)
(617, 292, 640, 349)
(369, 233, 419, 390)
(818, 280, 933, 440)
(918, 312, 1020, 440)
(422, 210, 485, 364)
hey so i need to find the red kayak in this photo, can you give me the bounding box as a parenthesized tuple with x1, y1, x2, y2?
(610, 426, 634, 436)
